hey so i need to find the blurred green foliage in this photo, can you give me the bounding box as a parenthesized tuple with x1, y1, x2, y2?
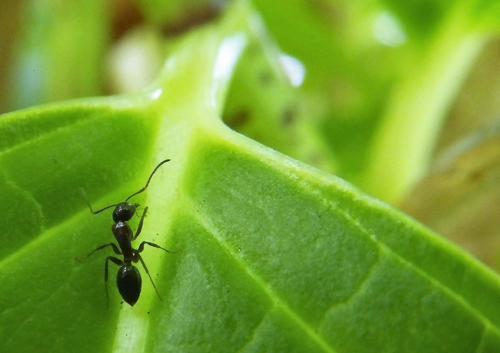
(2, 0, 500, 268)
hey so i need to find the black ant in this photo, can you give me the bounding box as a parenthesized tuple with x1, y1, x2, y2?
(80, 159, 177, 307)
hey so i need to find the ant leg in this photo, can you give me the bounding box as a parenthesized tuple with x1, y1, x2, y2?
(80, 242, 122, 259)
(137, 241, 179, 254)
(137, 255, 163, 300)
(133, 207, 149, 240)
(105, 256, 124, 308)
(80, 187, 118, 215)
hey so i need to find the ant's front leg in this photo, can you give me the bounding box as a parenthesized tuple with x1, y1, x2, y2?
(133, 207, 148, 240)
(137, 241, 179, 254)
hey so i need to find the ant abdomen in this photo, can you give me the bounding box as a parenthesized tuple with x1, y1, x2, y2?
(117, 265, 142, 306)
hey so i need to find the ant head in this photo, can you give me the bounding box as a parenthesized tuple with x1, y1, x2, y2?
(112, 202, 139, 223)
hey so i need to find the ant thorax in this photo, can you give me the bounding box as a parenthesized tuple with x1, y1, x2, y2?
(112, 222, 135, 259)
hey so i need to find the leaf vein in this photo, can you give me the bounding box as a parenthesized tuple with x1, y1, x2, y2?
(190, 204, 337, 353)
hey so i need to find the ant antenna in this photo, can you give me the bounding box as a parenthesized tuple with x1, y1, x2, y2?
(80, 187, 118, 214)
(125, 159, 170, 202)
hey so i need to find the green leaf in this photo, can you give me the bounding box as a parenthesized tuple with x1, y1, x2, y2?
(2, 2, 500, 352)
(382, 0, 500, 37)
(222, 19, 338, 173)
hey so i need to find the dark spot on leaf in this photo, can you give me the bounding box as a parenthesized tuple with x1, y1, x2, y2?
(282, 106, 296, 126)
(224, 109, 251, 129)
(161, 3, 226, 37)
(259, 71, 273, 85)
(468, 170, 486, 183)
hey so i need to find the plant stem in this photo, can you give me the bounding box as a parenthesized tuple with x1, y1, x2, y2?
(363, 8, 488, 204)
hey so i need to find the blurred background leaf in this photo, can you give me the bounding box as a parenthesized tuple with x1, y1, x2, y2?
(4, 0, 108, 110)
(2, 0, 500, 271)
